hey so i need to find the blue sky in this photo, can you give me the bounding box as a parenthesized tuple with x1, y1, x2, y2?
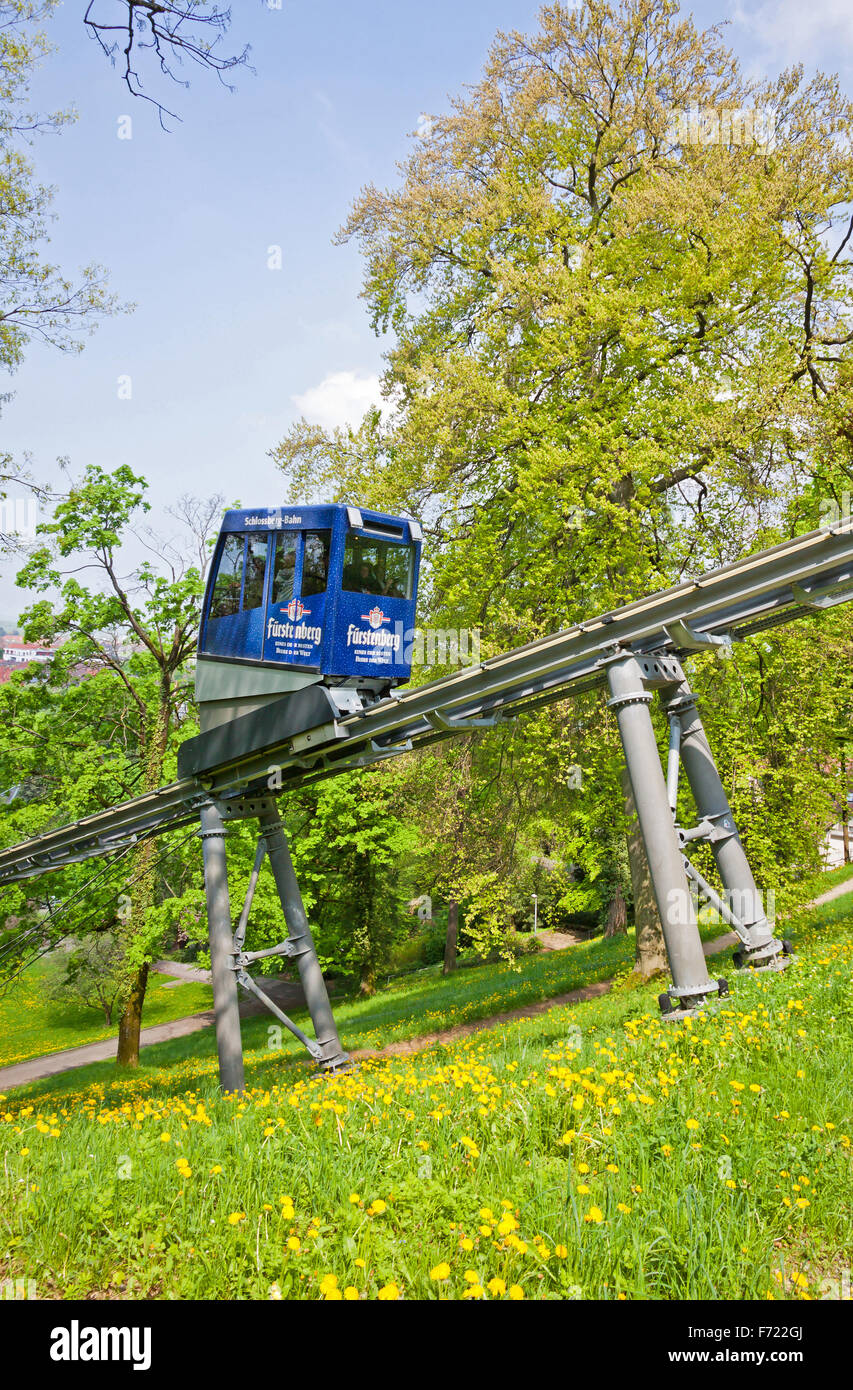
(2, 0, 853, 622)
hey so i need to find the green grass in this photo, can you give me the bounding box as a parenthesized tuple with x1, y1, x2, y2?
(1, 891, 851, 1301)
(0, 957, 213, 1070)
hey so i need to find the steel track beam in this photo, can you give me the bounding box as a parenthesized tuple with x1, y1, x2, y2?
(1, 520, 852, 885)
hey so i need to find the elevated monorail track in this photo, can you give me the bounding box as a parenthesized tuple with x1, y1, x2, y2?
(1, 519, 852, 888)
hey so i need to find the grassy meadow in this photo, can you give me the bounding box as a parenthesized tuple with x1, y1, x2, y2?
(0, 958, 213, 1071)
(1, 891, 851, 1302)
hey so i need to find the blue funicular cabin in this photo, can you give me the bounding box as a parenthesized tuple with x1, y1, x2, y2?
(195, 504, 422, 733)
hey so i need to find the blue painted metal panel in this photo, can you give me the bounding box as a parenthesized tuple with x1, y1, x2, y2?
(199, 503, 422, 685)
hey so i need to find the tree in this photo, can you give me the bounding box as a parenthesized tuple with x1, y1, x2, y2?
(46, 931, 125, 1023)
(0, 4, 119, 372)
(0, 2, 123, 551)
(286, 769, 417, 996)
(14, 465, 219, 1063)
(278, 0, 853, 628)
(274, 0, 853, 947)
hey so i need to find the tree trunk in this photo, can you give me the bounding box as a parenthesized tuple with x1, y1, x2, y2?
(443, 899, 459, 974)
(115, 711, 169, 1068)
(604, 883, 627, 938)
(116, 961, 149, 1067)
(841, 753, 851, 864)
(622, 768, 668, 977)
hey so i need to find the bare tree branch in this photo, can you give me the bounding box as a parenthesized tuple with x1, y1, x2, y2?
(83, 2, 252, 127)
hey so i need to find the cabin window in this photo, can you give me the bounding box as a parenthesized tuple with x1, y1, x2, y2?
(301, 529, 332, 597)
(271, 532, 297, 605)
(342, 536, 414, 600)
(243, 534, 269, 611)
(209, 534, 246, 619)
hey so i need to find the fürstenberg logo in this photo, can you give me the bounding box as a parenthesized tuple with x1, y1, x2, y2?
(50, 1320, 152, 1371)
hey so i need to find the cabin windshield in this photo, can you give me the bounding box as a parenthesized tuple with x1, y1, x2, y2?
(209, 533, 268, 620)
(342, 536, 414, 599)
(209, 534, 245, 619)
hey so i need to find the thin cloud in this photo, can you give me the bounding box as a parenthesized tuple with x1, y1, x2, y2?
(291, 370, 383, 430)
(732, 0, 853, 67)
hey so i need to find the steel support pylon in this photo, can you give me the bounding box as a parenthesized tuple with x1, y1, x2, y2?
(199, 801, 245, 1094)
(605, 645, 791, 1015)
(605, 653, 721, 1015)
(199, 797, 348, 1094)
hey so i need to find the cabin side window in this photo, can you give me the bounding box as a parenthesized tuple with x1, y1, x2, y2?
(301, 530, 332, 597)
(271, 532, 297, 604)
(243, 534, 269, 610)
(342, 537, 414, 600)
(209, 534, 246, 619)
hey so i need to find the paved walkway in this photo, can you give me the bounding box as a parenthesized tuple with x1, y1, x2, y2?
(0, 976, 308, 1091)
(2, 878, 851, 1091)
(151, 959, 212, 986)
(0, 1012, 218, 1090)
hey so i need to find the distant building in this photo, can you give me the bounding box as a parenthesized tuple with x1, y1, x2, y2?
(1, 636, 59, 665)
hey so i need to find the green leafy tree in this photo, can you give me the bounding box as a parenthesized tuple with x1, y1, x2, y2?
(46, 931, 124, 1024)
(13, 465, 218, 1063)
(275, 0, 853, 967)
(286, 770, 417, 996)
